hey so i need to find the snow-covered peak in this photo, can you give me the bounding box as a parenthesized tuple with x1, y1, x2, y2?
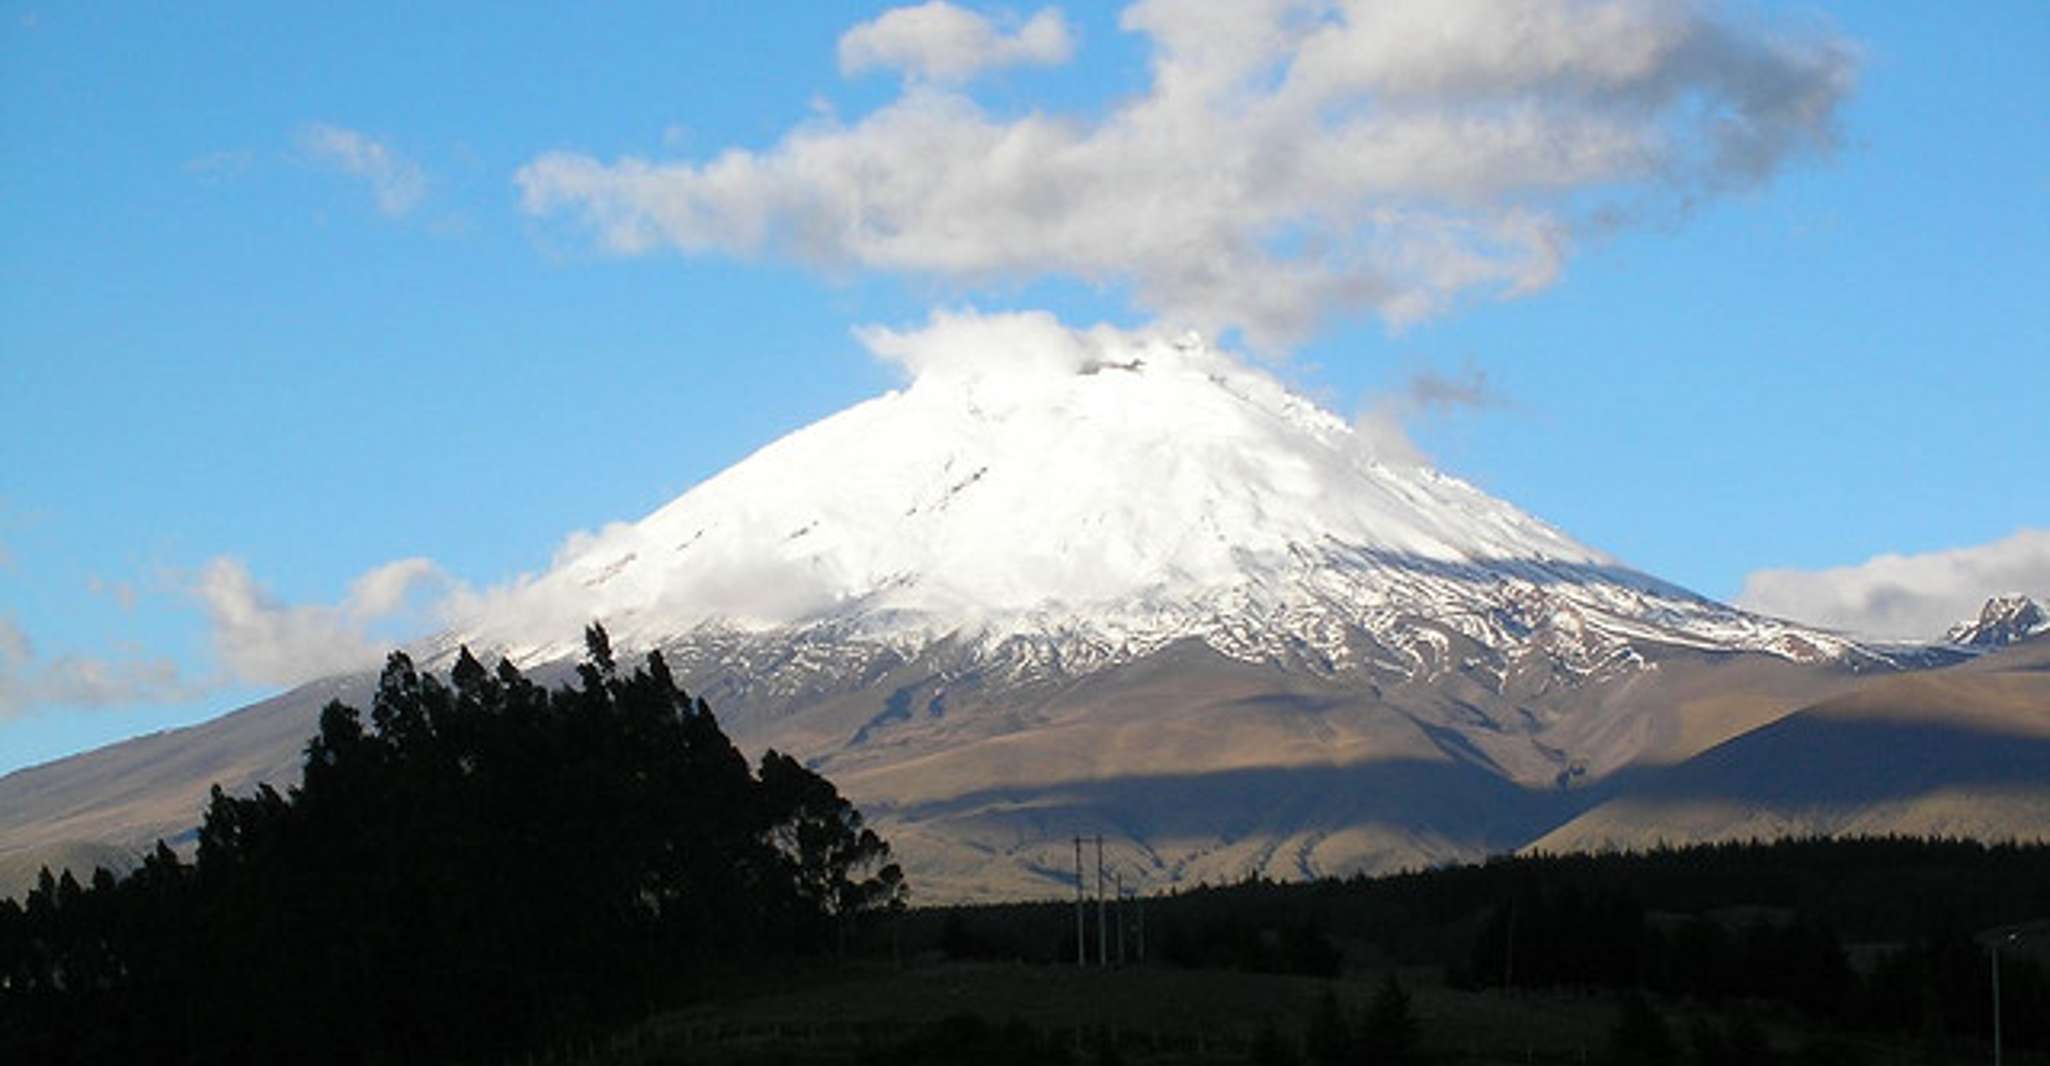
(1945, 594, 2049, 647)
(448, 311, 1874, 683)
(458, 314, 1614, 652)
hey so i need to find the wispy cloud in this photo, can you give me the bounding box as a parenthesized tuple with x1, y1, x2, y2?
(1353, 359, 1510, 467)
(1404, 362, 1507, 416)
(85, 575, 138, 611)
(182, 149, 254, 184)
(518, 0, 1855, 348)
(192, 556, 448, 687)
(1737, 529, 2050, 640)
(839, 2, 1074, 83)
(0, 553, 471, 719)
(0, 617, 201, 720)
(298, 122, 428, 217)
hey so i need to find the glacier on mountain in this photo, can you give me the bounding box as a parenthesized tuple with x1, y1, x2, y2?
(452, 311, 1876, 691)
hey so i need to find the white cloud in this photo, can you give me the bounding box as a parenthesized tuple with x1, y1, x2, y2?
(1350, 404, 1431, 469)
(517, 0, 1854, 347)
(0, 617, 200, 720)
(344, 557, 440, 618)
(193, 556, 448, 686)
(85, 575, 139, 611)
(1736, 529, 2050, 641)
(0, 556, 461, 718)
(839, 2, 1074, 83)
(854, 306, 1165, 384)
(299, 123, 428, 217)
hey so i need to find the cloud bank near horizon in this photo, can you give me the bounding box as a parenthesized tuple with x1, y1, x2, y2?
(517, 0, 1854, 348)
(1737, 529, 2050, 641)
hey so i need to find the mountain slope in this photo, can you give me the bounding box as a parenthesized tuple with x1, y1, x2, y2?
(0, 674, 375, 870)
(1528, 636, 2050, 855)
(0, 636, 1865, 903)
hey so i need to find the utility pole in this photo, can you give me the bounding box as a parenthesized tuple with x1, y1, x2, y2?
(1095, 834, 1107, 969)
(1115, 871, 1126, 967)
(1074, 836, 1086, 968)
(1994, 935, 2006, 1066)
(1975, 921, 2050, 1066)
(1136, 889, 1145, 965)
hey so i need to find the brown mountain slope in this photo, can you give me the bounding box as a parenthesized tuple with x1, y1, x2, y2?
(0, 674, 375, 892)
(1529, 638, 2050, 854)
(734, 640, 1876, 900)
(0, 633, 1985, 903)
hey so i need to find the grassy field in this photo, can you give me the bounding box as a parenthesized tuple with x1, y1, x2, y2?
(539, 959, 1997, 1066)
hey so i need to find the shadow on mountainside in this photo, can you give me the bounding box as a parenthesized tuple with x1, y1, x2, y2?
(1581, 712, 2050, 809)
(871, 757, 1586, 856)
(873, 712, 2050, 886)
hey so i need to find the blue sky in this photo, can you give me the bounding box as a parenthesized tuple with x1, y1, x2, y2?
(2, 1, 2046, 775)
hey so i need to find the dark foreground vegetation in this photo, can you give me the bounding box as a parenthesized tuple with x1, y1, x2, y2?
(904, 836, 2050, 1064)
(0, 627, 903, 1065)
(3, 624, 2046, 1063)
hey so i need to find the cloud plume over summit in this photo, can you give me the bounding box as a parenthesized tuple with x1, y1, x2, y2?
(517, 0, 1854, 347)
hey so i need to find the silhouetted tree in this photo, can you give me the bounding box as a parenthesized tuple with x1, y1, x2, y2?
(758, 749, 906, 950)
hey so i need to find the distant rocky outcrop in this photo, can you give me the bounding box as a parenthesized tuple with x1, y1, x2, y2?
(1945, 594, 2049, 647)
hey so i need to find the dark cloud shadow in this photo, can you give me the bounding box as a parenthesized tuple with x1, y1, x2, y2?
(1588, 713, 2050, 809)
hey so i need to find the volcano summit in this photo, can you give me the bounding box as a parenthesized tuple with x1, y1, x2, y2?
(462, 313, 1870, 689)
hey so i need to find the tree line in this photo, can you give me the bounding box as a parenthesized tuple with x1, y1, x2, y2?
(917, 837, 2050, 1061)
(0, 626, 904, 1065)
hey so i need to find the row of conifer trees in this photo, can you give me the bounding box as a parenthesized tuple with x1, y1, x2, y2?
(0, 626, 905, 1065)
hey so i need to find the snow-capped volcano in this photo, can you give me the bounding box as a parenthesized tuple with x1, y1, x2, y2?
(7, 314, 1999, 904)
(459, 312, 1864, 684)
